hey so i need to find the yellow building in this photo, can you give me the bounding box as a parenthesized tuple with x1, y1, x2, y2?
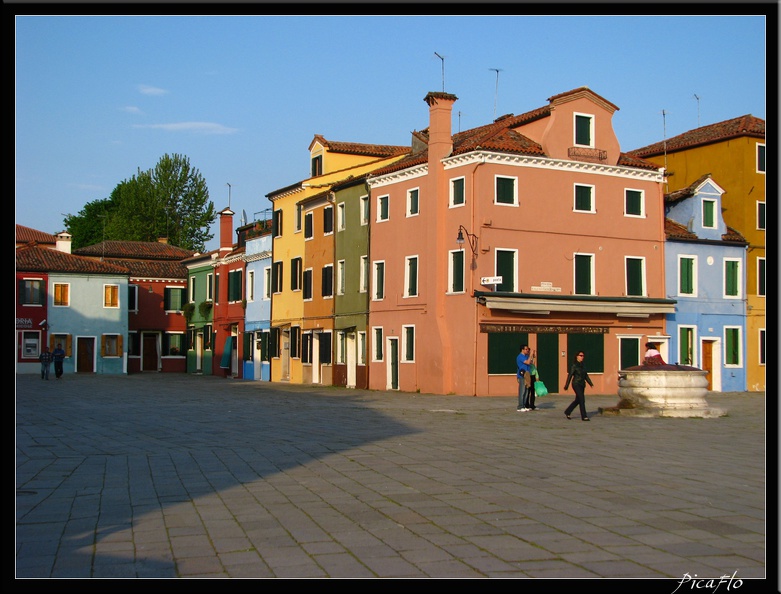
(266, 137, 408, 384)
(630, 115, 765, 391)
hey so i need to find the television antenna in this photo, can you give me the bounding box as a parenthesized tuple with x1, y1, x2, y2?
(693, 94, 700, 128)
(226, 183, 232, 209)
(241, 209, 248, 226)
(489, 68, 502, 119)
(434, 52, 445, 92)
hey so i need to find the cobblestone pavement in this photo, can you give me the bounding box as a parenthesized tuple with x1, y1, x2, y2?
(15, 373, 770, 583)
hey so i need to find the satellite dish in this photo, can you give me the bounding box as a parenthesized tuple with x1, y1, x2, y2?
(241, 209, 248, 226)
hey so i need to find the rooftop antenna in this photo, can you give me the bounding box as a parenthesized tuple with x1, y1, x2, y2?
(434, 52, 445, 92)
(489, 68, 502, 119)
(226, 182, 231, 209)
(661, 109, 669, 187)
(693, 94, 700, 127)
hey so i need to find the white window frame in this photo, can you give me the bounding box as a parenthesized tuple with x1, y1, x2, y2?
(189, 277, 197, 303)
(402, 324, 415, 363)
(723, 257, 742, 299)
(295, 204, 303, 233)
(678, 324, 697, 367)
(337, 202, 346, 231)
(358, 331, 367, 366)
(372, 327, 384, 362)
(573, 183, 596, 213)
(360, 195, 369, 226)
(757, 257, 765, 297)
(206, 273, 214, 301)
(322, 264, 334, 299)
(758, 328, 765, 366)
(677, 254, 698, 297)
(407, 187, 420, 217)
(757, 143, 765, 173)
(323, 205, 334, 236)
(103, 284, 120, 309)
(53, 282, 71, 307)
(494, 175, 518, 207)
(495, 248, 518, 293)
(723, 325, 743, 368)
(304, 211, 314, 240)
(624, 256, 646, 297)
(377, 195, 390, 222)
(449, 176, 466, 208)
(263, 266, 271, 300)
(702, 199, 717, 229)
(247, 270, 255, 302)
(404, 255, 419, 298)
(372, 260, 385, 301)
(757, 201, 765, 230)
(574, 252, 595, 296)
(574, 112, 595, 147)
(360, 255, 369, 293)
(448, 249, 466, 294)
(624, 188, 645, 218)
(337, 260, 345, 296)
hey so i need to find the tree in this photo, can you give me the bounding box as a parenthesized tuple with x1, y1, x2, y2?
(65, 154, 216, 251)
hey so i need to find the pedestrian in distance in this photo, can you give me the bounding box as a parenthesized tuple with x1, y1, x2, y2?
(39, 346, 53, 381)
(52, 343, 66, 379)
(516, 344, 536, 411)
(563, 351, 593, 421)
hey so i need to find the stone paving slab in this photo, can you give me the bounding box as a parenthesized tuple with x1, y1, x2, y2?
(15, 372, 772, 584)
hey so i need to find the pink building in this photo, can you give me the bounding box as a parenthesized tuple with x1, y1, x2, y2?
(366, 88, 673, 397)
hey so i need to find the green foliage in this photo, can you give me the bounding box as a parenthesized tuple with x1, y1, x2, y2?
(65, 153, 216, 251)
(198, 301, 213, 319)
(182, 303, 196, 323)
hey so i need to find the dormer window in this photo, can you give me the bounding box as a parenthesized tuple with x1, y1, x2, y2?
(311, 155, 323, 177)
(702, 199, 716, 229)
(574, 113, 594, 147)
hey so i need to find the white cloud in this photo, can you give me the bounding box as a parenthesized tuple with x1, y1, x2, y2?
(138, 84, 169, 96)
(133, 122, 239, 135)
(122, 106, 143, 114)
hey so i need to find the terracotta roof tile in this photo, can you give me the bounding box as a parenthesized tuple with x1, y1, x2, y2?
(310, 134, 409, 158)
(16, 224, 58, 246)
(99, 258, 189, 279)
(664, 218, 698, 240)
(627, 115, 765, 157)
(664, 173, 713, 204)
(16, 244, 130, 275)
(73, 240, 195, 260)
(722, 226, 747, 243)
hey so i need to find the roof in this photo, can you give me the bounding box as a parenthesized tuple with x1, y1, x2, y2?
(96, 258, 189, 279)
(16, 244, 130, 275)
(664, 218, 747, 244)
(309, 134, 409, 158)
(16, 224, 58, 246)
(628, 114, 765, 157)
(664, 173, 714, 204)
(73, 240, 196, 260)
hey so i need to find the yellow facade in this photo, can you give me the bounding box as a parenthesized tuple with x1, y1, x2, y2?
(643, 136, 766, 391)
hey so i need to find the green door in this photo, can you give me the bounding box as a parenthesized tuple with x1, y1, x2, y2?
(537, 333, 559, 394)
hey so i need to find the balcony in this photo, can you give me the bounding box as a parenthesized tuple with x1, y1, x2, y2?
(568, 146, 607, 163)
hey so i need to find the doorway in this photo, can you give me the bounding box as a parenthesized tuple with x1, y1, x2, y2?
(76, 336, 95, 373)
(142, 333, 159, 371)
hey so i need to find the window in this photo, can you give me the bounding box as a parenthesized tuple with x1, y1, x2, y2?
(373, 261, 385, 300)
(449, 250, 465, 293)
(163, 333, 183, 357)
(360, 195, 369, 225)
(303, 269, 313, 300)
(702, 199, 716, 228)
(757, 143, 765, 173)
(102, 334, 122, 357)
(377, 195, 389, 222)
(295, 204, 302, 232)
(128, 284, 138, 312)
(360, 256, 369, 293)
(291, 257, 303, 291)
(450, 177, 465, 207)
(496, 249, 516, 292)
(19, 279, 44, 305)
(407, 188, 419, 216)
(336, 331, 347, 364)
(574, 113, 593, 146)
(263, 267, 271, 300)
(574, 184, 594, 212)
(53, 283, 70, 307)
(322, 264, 333, 298)
(104, 284, 119, 308)
(319, 332, 332, 365)
(228, 269, 243, 302)
(724, 258, 741, 298)
(625, 189, 644, 217)
(404, 256, 418, 297)
(358, 331, 367, 365)
(165, 287, 186, 311)
(574, 253, 593, 295)
(273, 209, 283, 237)
(757, 258, 765, 297)
(247, 270, 255, 302)
(290, 326, 301, 359)
(402, 325, 415, 362)
(323, 206, 334, 234)
(311, 154, 322, 177)
(207, 273, 214, 301)
(337, 203, 346, 231)
(678, 326, 696, 366)
(304, 212, 314, 239)
(272, 262, 283, 294)
(337, 260, 345, 295)
(128, 332, 140, 356)
(724, 326, 741, 366)
(625, 257, 645, 297)
(373, 327, 383, 361)
(214, 274, 219, 305)
(495, 176, 517, 206)
(678, 255, 697, 297)
(759, 329, 765, 365)
(189, 277, 196, 303)
(757, 202, 765, 230)
(301, 332, 313, 364)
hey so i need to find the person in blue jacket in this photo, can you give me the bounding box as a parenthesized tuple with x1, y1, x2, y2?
(516, 344, 535, 411)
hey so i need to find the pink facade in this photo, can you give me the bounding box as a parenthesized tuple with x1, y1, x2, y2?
(367, 89, 672, 397)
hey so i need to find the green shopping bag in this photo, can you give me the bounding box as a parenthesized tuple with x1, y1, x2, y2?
(534, 380, 548, 397)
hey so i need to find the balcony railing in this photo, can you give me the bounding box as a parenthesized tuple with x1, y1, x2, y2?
(568, 146, 607, 163)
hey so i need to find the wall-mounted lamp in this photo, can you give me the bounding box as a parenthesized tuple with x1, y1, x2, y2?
(456, 225, 478, 256)
(148, 285, 155, 294)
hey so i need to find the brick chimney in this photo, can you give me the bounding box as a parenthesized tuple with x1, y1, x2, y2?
(219, 207, 235, 251)
(424, 91, 457, 163)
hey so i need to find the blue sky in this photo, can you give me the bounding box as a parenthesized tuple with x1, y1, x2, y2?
(15, 15, 768, 251)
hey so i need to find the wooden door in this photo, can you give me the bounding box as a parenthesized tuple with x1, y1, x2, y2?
(702, 340, 713, 390)
(143, 334, 159, 371)
(76, 337, 95, 373)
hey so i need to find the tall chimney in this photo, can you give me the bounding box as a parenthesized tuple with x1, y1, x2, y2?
(424, 91, 457, 163)
(219, 207, 235, 251)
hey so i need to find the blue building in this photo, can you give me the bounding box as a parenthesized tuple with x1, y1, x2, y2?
(664, 174, 748, 391)
(241, 219, 273, 381)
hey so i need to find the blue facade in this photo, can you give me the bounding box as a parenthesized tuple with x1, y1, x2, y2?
(242, 230, 272, 381)
(664, 177, 747, 391)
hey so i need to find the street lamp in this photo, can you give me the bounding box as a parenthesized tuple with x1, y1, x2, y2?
(456, 225, 478, 256)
